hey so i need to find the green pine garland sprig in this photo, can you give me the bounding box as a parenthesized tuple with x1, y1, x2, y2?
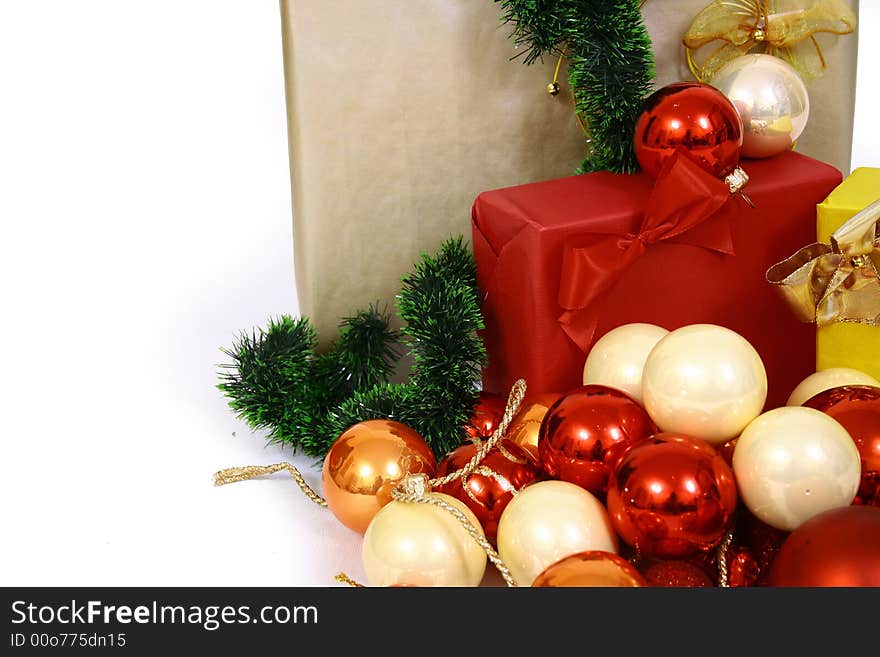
(325, 237, 486, 457)
(219, 237, 485, 458)
(498, 0, 570, 65)
(218, 306, 400, 453)
(497, 0, 655, 173)
(218, 316, 321, 448)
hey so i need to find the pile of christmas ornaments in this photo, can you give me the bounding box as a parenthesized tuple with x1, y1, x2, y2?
(322, 323, 880, 587)
(633, 53, 810, 191)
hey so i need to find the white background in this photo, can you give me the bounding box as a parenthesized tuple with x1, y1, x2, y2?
(0, 1, 878, 586)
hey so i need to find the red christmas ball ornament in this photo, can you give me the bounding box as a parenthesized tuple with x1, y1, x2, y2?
(727, 546, 761, 588)
(435, 441, 539, 541)
(607, 433, 738, 559)
(803, 385, 880, 506)
(634, 82, 743, 179)
(464, 392, 506, 440)
(768, 505, 880, 586)
(538, 385, 657, 497)
(642, 560, 713, 587)
(734, 509, 789, 583)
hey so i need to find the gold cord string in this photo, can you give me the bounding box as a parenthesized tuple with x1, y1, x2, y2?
(459, 397, 528, 505)
(392, 488, 518, 587)
(334, 572, 365, 587)
(215, 381, 528, 588)
(716, 526, 735, 587)
(547, 45, 567, 95)
(497, 441, 527, 465)
(390, 379, 529, 588)
(461, 466, 520, 506)
(214, 379, 526, 503)
(213, 462, 328, 507)
(429, 380, 527, 488)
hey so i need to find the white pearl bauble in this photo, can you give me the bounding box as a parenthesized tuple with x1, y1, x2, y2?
(496, 480, 617, 587)
(787, 368, 880, 406)
(642, 324, 767, 444)
(733, 407, 860, 531)
(362, 492, 487, 587)
(583, 323, 669, 404)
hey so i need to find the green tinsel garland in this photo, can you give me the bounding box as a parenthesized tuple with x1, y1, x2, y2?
(218, 307, 400, 452)
(218, 237, 485, 458)
(325, 237, 486, 457)
(497, 0, 655, 174)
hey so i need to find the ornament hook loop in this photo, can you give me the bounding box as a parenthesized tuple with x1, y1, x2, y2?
(724, 167, 755, 208)
(724, 166, 749, 194)
(399, 472, 431, 498)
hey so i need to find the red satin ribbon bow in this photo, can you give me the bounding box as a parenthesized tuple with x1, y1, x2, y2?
(557, 151, 738, 351)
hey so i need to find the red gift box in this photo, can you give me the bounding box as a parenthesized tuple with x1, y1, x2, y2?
(472, 150, 842, 409)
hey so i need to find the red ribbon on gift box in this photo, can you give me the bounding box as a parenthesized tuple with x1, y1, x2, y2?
(557, 152, 739, 351)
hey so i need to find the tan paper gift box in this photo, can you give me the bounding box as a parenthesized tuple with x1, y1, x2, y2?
(280, 0, 859, 346)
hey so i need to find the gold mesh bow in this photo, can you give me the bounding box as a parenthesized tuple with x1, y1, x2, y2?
(767, 199, 880, 327)
(683, 0, 857, 83)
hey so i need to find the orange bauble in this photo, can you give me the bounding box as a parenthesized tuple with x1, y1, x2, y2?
(505, 393, 561, 465)
(321, 420, 436, 534)
(532, 551, 646, 587)
(436, 441, 539, 541)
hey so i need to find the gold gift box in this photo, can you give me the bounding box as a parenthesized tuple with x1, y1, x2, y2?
(281, 0, 859, 346)
(817, 168, 880, 378)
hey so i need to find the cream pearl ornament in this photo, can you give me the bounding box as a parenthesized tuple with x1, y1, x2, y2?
(362, 492, 487, 587)
(710, 54, 809, 159)
(642, 324, 767, 444)
(733, 407, 860, 531)
(583, 323, 669, 404)
(787, 368, 880, 407)
(496, 480, 618, 587)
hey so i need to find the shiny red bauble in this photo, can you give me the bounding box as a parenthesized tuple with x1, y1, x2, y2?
(435, 441, 539, 541)
(768, 505, 880, 586)
(538, 385, 656, 497)
(734, 508, 789, 583)
(464, 392, 506, 440)
(727, 546, 761, 588)
(804, 385, 880, 506)
(634, 82, 743, 179)
(607, 433, 738, 559)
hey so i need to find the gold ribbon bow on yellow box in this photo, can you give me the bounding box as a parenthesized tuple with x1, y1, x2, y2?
(768, 198, 880, 327)
(683, 0, 857, 83)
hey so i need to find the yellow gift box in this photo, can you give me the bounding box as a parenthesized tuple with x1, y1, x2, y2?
(816, 169, 880, 378)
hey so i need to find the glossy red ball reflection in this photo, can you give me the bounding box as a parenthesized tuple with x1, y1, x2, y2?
(768, 505, 880, 586)
(727, 546, 761, 587)
(538, 385, 657, 497)
(436, 441, 539, 541)
(465, 392, 506, 440)
(607, 433, 738, 559)
(634, 82, 743, 179)
(803, 385, 880, 506)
